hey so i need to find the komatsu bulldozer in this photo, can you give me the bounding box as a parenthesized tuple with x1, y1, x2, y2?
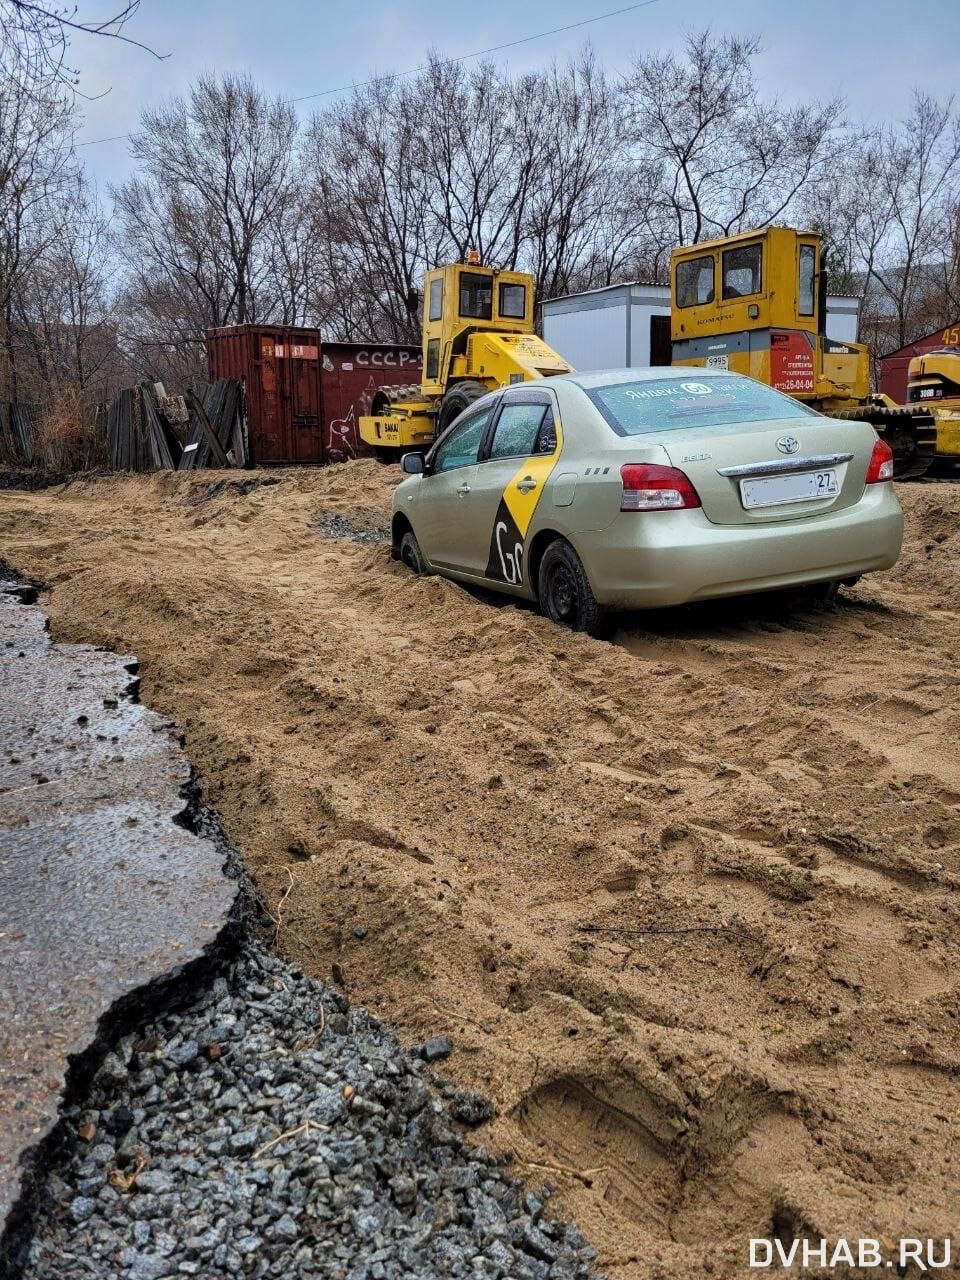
(906, 339, 960, 464)
(670, 227, 937, 477)
(359, 254, 572, 459)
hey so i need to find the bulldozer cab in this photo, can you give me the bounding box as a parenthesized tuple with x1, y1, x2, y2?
(421, 261, 535, 398)
(670, 227, 871, 405)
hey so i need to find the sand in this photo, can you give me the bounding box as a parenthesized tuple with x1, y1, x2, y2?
(2, 463, 958, 1278)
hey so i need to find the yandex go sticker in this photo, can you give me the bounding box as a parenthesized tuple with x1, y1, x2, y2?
(486, 509, 525, 584)
(484, 421, 564, 586)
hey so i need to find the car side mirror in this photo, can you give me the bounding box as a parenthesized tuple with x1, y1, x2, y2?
(401, 452, 425, 475)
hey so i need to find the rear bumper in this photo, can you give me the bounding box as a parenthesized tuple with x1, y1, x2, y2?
(574, 486, 904, 609)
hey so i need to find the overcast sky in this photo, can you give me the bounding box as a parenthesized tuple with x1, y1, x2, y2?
(72, 0, 960, 194)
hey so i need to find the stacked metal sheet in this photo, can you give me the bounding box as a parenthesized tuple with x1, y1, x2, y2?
(0, 402, 40, 464)
(177, 379, 247, 471)
(107, 383, 187, 472)
(0, 379, 245, 474)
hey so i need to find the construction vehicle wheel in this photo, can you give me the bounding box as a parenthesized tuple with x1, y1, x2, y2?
(437, 380, 487, 434)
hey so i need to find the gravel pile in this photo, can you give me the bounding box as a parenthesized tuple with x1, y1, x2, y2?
(19, 944, 599, 1280)
(312, 513, 389, 544)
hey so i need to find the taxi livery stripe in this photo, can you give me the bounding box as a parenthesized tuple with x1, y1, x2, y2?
(484, 424, 564, 585)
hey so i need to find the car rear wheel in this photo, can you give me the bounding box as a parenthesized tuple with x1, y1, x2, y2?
(802, 580, 840, 606)
(399, 529, 431, 576)
(538, 539, 604, 636)
(785, 579, 839, 609)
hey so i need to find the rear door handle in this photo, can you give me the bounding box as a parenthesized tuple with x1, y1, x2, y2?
(457, 482, 471, 496)
(517, 477, 537, 494)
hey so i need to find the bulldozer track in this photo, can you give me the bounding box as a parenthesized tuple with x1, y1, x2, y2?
(829, 403, 937, 480)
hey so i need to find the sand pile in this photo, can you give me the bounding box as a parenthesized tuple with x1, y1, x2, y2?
(2, 463, 958, 1278)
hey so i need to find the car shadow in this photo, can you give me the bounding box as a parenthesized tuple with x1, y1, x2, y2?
(451, 574, 890, 644)
(607, 586, 881, 649)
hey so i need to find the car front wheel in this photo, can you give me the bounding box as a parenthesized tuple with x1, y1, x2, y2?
(399, 529, 431, 575)
(537, 539, 604, 636)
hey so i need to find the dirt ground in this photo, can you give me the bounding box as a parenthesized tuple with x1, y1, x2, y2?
(2, 463, 959, 1278)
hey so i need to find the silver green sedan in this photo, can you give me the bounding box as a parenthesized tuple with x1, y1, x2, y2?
(390, 368, 903, 634)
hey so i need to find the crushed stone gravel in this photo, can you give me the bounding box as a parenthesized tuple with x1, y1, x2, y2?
(17, 942, 599, 1280)
(311, 512, 389, 544)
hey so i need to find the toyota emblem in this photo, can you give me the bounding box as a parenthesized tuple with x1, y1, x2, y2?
(776, 435, 800, 455)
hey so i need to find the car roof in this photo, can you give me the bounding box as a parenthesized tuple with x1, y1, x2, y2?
(557, 367, 745, 391)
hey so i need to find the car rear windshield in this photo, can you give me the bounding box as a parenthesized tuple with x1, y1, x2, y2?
(584, 375, 818, 436)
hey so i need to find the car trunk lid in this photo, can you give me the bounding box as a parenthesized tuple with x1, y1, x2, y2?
(661, 417, 871, 526)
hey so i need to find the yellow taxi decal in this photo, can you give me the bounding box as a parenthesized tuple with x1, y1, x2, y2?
(484, 422, 563, 584)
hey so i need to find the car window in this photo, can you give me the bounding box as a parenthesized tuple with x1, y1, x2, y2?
(432, 407, 494, 472)
(584, 375, 818, 436)
(488, 403, 548, 460)
(534, 411, 558, 454)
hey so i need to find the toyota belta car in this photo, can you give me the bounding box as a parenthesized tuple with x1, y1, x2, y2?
(390, 367, 903, 635)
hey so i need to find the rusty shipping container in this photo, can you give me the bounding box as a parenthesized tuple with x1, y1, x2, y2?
(205, 325, 422, 464)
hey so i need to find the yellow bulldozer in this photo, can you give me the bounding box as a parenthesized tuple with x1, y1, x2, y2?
(669, 227, 937, 477)
(359, 253, 572, 459)
(906, 340, 960, 464)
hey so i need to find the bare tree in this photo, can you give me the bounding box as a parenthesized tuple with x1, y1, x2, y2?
(808, 94, 960, 371)
(0, 1, 163, 86)
(867, 94, 960, 350)
(304, 75, 434, 343)
(107, 37, 960, 387)
(303, 52, 635, 335)
(623, 31, 842, 247)
(419, 57, 533, 268)
(520, 54, 625, 298)
(0, 62, 75, 399)
(114, 73, 302, 372)
(931, 195, 960, 323)
(11, 173, 118, 399)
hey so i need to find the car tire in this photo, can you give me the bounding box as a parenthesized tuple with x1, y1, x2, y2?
(437, 380, 486, 433)
(399, 529, 432, 576)
(538, 539, 605, 636)
(797, 579, 839, 608)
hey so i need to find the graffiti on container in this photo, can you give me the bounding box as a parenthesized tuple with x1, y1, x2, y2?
(327, 405, 358, 460)
(331, 351, 422, 373)
(326, 375, 389, 461)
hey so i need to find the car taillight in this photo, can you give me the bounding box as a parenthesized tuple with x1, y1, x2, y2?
(865, 438, 895, 484)
(620, 463, 701, 511)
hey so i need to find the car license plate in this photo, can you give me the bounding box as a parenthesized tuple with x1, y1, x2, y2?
(740, 469, 839, 509)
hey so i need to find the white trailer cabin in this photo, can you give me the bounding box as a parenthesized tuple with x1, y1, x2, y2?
(541, 283, 861, 372)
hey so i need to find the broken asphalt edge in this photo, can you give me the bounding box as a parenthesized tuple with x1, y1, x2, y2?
(0, 569, 270, 1277)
